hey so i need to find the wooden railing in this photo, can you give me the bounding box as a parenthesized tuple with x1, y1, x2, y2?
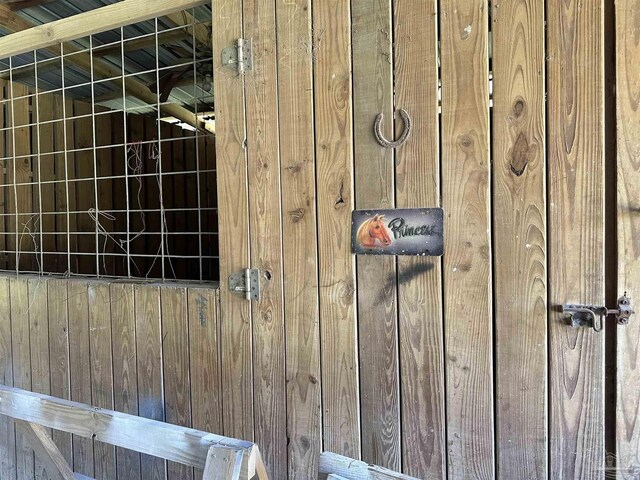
(318, 452, 420, 480)
(0, 385, 268, 480)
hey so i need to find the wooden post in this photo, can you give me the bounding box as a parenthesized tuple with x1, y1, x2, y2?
(201, 446, 244, 480)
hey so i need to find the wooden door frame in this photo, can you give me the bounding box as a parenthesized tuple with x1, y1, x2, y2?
(211, 1, 288, 478)
(210, 0, 254, 445)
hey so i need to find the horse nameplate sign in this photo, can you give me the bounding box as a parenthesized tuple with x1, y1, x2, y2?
(352, 208, 443, 256)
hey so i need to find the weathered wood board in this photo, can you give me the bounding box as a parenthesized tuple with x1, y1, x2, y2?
(211, 0, 254, 448)
(351, 0, 400, 470)
(312, 0, 360, 459)
(110, 283, 142, 480)
(0, 276, 15, 479)
(393, 1, 446, 476)
(134, 284, 166, 480)
(616, 0, 640, 475)
(547, 0, 605, 478)
(275, 0, 322, 477)
(492, 1, 547, 478)
(440, 1, 494, 477)
(242, 0, 287, 476)
(160, 286, 193, 480)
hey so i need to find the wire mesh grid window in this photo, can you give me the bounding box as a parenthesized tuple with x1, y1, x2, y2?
(0, 6, 219, 283)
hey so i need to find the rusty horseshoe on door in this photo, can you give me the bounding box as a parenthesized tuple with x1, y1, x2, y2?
(373, 108, 412, 149)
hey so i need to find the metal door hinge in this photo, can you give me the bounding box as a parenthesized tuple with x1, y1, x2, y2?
(562, 293, 635, 332)
(229, 268, 260, 301)
(222, 39, 252, 73)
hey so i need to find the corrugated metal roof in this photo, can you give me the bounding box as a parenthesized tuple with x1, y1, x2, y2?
(0, 1, 214, 117)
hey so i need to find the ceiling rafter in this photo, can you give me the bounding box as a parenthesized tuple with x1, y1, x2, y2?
(0, 0, 54, 11)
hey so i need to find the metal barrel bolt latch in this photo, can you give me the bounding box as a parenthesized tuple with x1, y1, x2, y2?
(562, 293, 635, 332)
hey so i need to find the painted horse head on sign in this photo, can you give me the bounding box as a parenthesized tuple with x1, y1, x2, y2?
(357, 214, 392, 248)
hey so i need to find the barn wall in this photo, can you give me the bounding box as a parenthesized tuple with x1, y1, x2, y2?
(0, 274, 222, 480)
(0, 1, 617, 480)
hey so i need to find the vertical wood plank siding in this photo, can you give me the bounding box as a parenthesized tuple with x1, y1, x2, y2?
(394, 1, 446, 477)
(547, 0, 605, 478)
(0, 0, 623, 478)
(492, 1, 547, 478)
(243, 0, 287, 477)
(211, 0, 254, 448)
(275, 0, 323, 478)
(440, 1, 494, 478)
(352, 0, 401, 470)
(616, 0, 640, 475)
(0, 276, 224, 480)
(312, 0, 360, 460)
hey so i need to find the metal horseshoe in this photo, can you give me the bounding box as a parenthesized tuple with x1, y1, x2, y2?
(373, 108, 412, 149)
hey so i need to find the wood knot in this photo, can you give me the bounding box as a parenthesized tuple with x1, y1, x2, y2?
(512, 98, 525, 118)
(458, 134, 474, 150)
(300, 436, 311, 451)
(509, 132, 535, 176)
(342, 281, 355, 301)
(286, 163, 302, 174)
(289, 208, 305, 223)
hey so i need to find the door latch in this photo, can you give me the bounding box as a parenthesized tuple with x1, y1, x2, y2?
(228, 268, 260, 301)
(222, 38, 253, 73)
(562, 293, 634, 332)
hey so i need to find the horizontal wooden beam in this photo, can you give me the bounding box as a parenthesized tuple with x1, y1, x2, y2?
(94, 28, 195, 57)
(165, 10, 211, 47)
(318, 452, 420, 480)
(0, 0, 208, 60)
(0, 385, 255, 475)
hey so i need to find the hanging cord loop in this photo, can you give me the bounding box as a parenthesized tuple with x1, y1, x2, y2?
(373, 108, 412, 148)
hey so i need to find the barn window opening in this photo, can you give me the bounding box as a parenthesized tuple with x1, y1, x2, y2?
(0, 6, 219, 283)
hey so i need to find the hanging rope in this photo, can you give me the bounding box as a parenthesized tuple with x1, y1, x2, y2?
(373, 108, 412, 149)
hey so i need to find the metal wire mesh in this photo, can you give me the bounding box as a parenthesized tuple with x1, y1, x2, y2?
(0, 7, 218, 283)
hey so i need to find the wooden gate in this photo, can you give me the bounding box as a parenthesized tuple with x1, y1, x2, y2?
(211, 0, 634, 479)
